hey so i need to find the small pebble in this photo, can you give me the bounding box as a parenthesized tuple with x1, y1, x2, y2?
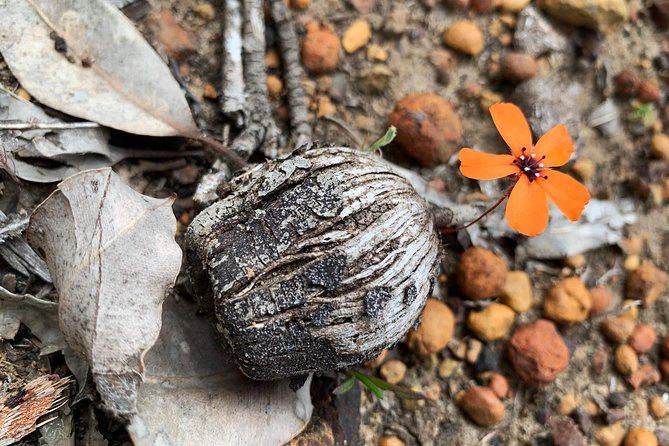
(592, 350, 608, 374)
(548, 416, 587, 446)
(624, 427, 658, 446)
(342, 19, 372, 54)
(650, 396, 667, 419)
(486, 372, 510, 399)
(365, 350, 388, 368)
(289, 0, 311, 9)
(444, 20, 485, 56)
(543, 277, 592, 324)
(571, 158, 596, 181)
(456, 386, 505, 426)
(2, 273, 17, 293)
(662, 333, 669, 357)
(620, 299, 639, 320)
(628, 324, 656, 354)
(378, 436, 405, 446)
(614, 344, 639, 376)
(565, 254, 587, 269)
(202, 83, 218, 100)
(192, 2, 215, 20)
(265, 49, 281, 69)
(500, 271, 533, 312)
(15, 87, 31, 101)
(500, 52, 536, 82)
(367, 44, 388, 61)
(466, 338, 483, 364)
(438, 358, 459, 378)
(559, 394, 578, 415)
(637, 80, 661, 103)
(590, 286, 613, 313)
(613, 70, 640, 97)
(406, 299, 455, 356)
(601, 317, 636, 343)
(627, 364, 661, 390)
(471, 0, 501, 12)
(154, 9, 197, 61)
(266, 75, 283, 98)
(606, 408, 626, 425)
(302, 23, 341, 74)
(583, 399, 600, 416)
(467, 303, 516, 341)
(500, 0, 530, 10)
(627, 261, 667, 307)
(594, 422, 625, 446)
(379, 359, 407, 385)
(475, 344, 499, 372)
(624, 255, 641, 271)
(651, 134, 669, 161)
(316, 96, 336, 117)
(457, 247, 508, 300)
(388, 93, 462, 167)
(608, 391, 631, 408)
(662, 360, 669, 380)
(508, 319, 569, 386)
(573, 408, 592, 435)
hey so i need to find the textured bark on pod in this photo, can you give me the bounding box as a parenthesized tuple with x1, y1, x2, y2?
(185, 146, 439, 380)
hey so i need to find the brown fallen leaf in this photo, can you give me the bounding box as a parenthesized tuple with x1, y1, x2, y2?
(0, 0, 197, 136)
(27, 168, 182, 418)
(0, 375, 70, 446)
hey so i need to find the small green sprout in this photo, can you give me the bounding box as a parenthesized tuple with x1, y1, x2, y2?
(333, 369, 425, 400)
(368, 126, 397, 152)
(629, 102, 656, 124)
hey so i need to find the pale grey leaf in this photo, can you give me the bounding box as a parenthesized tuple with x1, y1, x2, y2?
(0, 0, 196, 136)
(27, 168, 182, 418)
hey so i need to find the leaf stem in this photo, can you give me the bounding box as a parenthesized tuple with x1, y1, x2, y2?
(439, 185, 513, 234)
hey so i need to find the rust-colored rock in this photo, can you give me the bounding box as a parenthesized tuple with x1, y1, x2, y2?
(457, 247, 508, 300)
(388, 94, 462, 167)
(626, 261, 666, 307)
(548, 417, 587, 446)
(661, 359, 669, 380)
(637, 79, 661, 103)
(406, 299, 455, 356)
(628, 324, 656, 354)
(509, 319, 569, 386)
(486, 372, 510, 399)
(456, 386, 505, 426)
(589, 286, 613, 313)
(443, 20, 485, 56)
(614, 344, 638, 376)
(500, 271, 533, 312)
(601, 317, 636, 343)
(624, 427, 658, 446)
(613, 70, 640, 97)
(543, 277, 592, 324)
(627, 364, 661, 390)
(302, 23, 341, 74)
(471, 0, 501, 12)
(500, 52, 537, 83)
(467, 303, 516, 341)
(153, 9, 197, 62)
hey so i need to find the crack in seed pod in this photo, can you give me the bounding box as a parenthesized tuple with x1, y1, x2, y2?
(186, 146, 439, 380)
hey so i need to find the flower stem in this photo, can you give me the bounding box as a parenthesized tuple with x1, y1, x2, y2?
(439, 186, 513, 234)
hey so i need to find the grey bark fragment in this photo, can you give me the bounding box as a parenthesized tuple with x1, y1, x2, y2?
(221, 0, 245, 127)
(186, 147, 440, 380)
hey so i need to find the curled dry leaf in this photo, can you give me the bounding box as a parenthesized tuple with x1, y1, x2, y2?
(27, 168, 182, 418)
(128, 296, 312, 446)
(0, 0, 196, 136)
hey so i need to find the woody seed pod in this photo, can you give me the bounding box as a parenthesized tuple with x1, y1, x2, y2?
(186, 146, 439, 380)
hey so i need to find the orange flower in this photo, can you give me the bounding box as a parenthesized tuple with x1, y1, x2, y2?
(459, 103, 590, 237)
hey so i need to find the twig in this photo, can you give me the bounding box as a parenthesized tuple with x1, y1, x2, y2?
(231, 0, 280, 159)
(320, 115, 363, 149)
(439, 187, 512, 234)
(221, 0, 245, 128)
(0, 121, 100, 130)
(0, 285, 57, 311)
(168, 58, 203, 119)
(268, 0, 312, 148)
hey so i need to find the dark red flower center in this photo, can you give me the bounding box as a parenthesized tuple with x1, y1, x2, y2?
(513, 147, 548, 183)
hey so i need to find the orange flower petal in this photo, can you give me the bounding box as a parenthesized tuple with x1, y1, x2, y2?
(505, 175, 549, 237)
(538, 170, 590, 221)
(489, 103, 533, 159)
(533, 124, 575, 167)
(459, 148, 519, 180)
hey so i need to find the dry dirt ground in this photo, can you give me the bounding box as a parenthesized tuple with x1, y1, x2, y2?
(2, 0, 669, 445)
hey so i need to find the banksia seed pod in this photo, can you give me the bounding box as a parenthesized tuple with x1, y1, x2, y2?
(186, 146, 439, 380)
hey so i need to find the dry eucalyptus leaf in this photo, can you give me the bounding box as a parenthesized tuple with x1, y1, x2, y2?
(27, 168, 182, 418)
(128, 296, 312, 446)
(0, 0, 196, 136)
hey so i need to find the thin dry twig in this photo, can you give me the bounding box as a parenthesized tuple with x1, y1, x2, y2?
(221, 0, 245, 127)
(0, 121, 100, 130)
